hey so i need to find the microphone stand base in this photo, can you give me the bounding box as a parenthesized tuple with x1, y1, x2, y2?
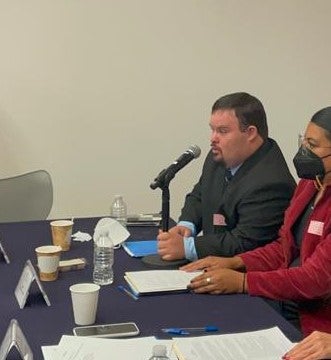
(142, 254, 189, 269)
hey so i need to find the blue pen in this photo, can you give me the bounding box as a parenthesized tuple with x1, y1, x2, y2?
(117, 285, 139, 301)
(162, 325, 219, 335)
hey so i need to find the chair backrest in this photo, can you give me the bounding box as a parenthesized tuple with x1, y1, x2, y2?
(0, 170, 53, 223)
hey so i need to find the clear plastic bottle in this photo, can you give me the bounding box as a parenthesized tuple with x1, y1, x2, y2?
(148, 345, 170, 360)
(93, 235, 114, 285)
(110, 195, 127, 228)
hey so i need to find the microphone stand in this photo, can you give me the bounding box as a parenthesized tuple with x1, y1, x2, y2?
(161, 185, 170, 232)
(142, 171, 189, 269)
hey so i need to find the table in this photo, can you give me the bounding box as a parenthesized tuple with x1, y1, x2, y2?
(0, 218, 302, 359)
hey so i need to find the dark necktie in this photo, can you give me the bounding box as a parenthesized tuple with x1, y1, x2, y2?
(225, 168, 233, 183)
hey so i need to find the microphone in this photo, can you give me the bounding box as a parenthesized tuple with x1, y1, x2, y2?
(150, 145, 201, 190)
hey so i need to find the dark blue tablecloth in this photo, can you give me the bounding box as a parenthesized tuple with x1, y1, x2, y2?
(0, 218, 302, 359)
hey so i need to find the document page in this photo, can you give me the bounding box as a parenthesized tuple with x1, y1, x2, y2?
(42, 335, 177, 360)
(41, 346, 59, 360)
(125, 270, 202, 294)
(173, 327, 293, 360)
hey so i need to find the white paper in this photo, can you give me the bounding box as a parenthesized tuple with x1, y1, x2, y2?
(173, 326, 293, 360)
(41, 346, 59, 360)
(14, 260, 36, 309)
(14, 260, 51, 309)
(125, 270, 202, 294)
(93, 218, 130, 246)
(42, 335, 177, 360)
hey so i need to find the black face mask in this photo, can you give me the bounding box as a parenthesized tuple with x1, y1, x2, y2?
(293, 146, 331, 179)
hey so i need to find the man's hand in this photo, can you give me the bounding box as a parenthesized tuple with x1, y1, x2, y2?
(187, 268, 244, 295)
(180, 256, 231, 272)
(157, 225, 191, 261)
(168, 225, 192, 238)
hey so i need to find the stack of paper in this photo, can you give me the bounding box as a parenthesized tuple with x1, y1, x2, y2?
(41, 327, 293, 360)
(173, 327, 294, 360)
(124, 270, 202, 295)
(42, 335, 177, 360)
(126, 213, 161, 226)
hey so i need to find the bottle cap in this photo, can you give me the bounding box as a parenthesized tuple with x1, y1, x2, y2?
(96, 235, 113, 248)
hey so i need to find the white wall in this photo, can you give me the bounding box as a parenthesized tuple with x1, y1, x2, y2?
(0, 0, 330, 220)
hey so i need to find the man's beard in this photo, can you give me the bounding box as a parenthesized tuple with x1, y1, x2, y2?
(212, 154, 225, 166)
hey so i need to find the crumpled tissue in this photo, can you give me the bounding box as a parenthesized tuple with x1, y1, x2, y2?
(72, 231, 92, 242)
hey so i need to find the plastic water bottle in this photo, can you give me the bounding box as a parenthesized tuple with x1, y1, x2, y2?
(93, 235, 114, 285)
(148, 345, 170, 360)
(110, 195, 127, 228)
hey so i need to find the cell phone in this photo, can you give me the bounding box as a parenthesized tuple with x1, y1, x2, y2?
(73, 322, 140, 338)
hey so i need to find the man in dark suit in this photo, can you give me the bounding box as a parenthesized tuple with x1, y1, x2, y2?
(157, 92, 296, 261)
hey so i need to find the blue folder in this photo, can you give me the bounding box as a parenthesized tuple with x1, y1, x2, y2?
(122, 240, 158, 257)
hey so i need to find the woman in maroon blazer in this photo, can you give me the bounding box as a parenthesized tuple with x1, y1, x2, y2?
(182, 106, 331, 338)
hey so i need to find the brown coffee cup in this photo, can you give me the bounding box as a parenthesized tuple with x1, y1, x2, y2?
(50, 220, 73, 251)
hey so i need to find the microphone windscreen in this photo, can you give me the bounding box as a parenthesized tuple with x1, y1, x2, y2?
(188, 145, 201, 159)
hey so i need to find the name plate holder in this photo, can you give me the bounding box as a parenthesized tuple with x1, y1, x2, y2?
(0, 240, 10, 264)
(0, 319, 33, 360)
(14, 259, 51, 309)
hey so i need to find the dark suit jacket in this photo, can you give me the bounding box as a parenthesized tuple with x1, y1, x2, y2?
(179, 138, 296, 258)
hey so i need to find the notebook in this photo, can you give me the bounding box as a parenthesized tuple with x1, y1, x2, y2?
(124, 270, 202, 295)
(122, 240, 158, 257)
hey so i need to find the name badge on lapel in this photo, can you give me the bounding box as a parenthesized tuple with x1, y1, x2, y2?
(307, 220, 324, 236)
(213, 214, 227, 226)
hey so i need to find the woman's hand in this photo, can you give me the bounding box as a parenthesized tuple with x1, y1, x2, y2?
(187, 268, 245, 295)
(283, 331, 331, 360)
